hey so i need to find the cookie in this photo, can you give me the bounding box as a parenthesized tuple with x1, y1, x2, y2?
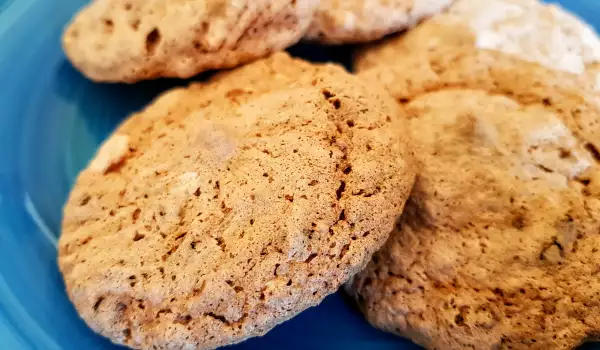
(348, 47, 600, 349)
(58, 53, 416, 349)
(62, 0, 319, 83)
(304, 0, 453, 44)
(354, 0, 600, 80)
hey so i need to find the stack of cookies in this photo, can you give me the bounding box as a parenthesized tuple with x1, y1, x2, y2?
(59, 0, 600, 349)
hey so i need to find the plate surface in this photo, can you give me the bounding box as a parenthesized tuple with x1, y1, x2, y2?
(0, 1, 599, 349)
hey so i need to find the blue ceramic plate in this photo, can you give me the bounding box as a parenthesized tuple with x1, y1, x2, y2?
(0, 1, 600, 349)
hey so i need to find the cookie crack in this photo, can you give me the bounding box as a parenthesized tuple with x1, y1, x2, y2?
(228, 3, 257, 50)
(206, 312, 230, 324)
(233, 1, 294, 51)
(204, 308, 250, 328)
(322, 91, 358, 258)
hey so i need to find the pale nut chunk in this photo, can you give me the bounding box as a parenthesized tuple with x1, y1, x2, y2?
(88, 134, 129, 173)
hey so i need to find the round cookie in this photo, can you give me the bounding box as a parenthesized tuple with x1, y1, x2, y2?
(59, 53, 416, 349)
(63, 0, 319, 82)
(348, 47, 600, 349)
(304, 0, 453, 44)
(354, 0, 600, 81)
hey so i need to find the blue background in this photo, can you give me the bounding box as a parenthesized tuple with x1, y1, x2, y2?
(0, 0, 599, 349)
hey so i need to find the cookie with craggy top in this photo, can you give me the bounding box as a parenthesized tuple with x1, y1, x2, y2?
(354, 0, 600, 85)
(59, 52, 416, 349)
(305, 0, 453, 44)
(63, 0, 319, 82)
(348, 48, 600, 350)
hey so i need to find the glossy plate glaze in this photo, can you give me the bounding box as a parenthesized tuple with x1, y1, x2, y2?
(0, 1, 599, 349)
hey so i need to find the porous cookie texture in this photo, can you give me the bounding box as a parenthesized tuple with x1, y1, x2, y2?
(354, 0, 600, 78)
(349, 48, 600, 350)
(305, 0, 453, 44)
(62, 0, 319, 83)
(59, 53, 416, 350)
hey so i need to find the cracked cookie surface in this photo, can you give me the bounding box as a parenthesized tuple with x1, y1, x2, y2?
(59, 53, 415, 350)
(63, 0, 319, 82)
(348, 48, 600, 350)
(305, 0, 453, 44)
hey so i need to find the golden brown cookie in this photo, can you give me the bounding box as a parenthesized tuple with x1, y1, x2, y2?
(354, 0, 600, 78)
(59, 53, 416, 349)
(348, 48, 600, 350)
(63, 0, 319, 83)
(305, 0, 453, 44)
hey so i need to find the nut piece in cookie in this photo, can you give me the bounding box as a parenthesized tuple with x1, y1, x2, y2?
(349, 48, 600, 350)
(305, 0, 453, 44)
(59, 53, 416, 349)
(63, 0, 319, 82)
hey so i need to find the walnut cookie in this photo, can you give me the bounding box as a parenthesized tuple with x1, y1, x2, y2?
(354, 0, 600, 88)
(63, 0, 319, 82)
(348, 47, 600, 350)
(305, 0, 453, 44)
(58, 53, 416, 350)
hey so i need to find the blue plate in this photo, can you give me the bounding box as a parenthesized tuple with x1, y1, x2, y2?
(0, 1, 599, 349)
